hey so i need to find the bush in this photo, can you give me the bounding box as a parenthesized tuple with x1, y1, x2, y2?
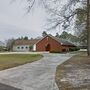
(0, 46, 6, 51)
(50, 50, 61, 53)
(69, 47, 80, 51)
(29, 45, 33, 51)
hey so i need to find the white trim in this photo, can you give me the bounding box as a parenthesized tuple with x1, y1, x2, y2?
(33, 44, 36, 51)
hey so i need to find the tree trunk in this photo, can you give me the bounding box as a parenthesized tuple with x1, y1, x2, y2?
(87, 0, 90, 56)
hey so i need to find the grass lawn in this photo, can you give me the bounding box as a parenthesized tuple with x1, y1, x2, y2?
(0, 54, 43, 70)
(55, 52, 90, 90)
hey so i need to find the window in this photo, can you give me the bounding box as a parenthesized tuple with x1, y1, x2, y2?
(21, 47, 24, 49)
(26, 46, 28, 49)
(17, 47, 20, 49)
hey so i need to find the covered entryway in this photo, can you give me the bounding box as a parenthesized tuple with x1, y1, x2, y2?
(45, 44, 51, 51)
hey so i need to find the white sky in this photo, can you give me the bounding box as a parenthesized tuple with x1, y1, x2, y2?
(0, 0, 48, 41)
(0, 0, 68, 41)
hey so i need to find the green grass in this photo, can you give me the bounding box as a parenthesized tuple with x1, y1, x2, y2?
(0, 54, 43, 70)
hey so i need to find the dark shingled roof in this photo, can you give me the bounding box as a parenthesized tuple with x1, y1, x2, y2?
(47, 35, 76, 46)
(14, 39, 40, 45)
(14, 35, 75, 46)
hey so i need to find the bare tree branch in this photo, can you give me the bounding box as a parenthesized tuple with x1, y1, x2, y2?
(26, 0, 36, 13)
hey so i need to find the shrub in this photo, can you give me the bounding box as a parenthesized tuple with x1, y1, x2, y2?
(29, 45, 33, 51)
(69, 47, 80, 51)
(50, 50, 61, 53)
(0, 46, 7, 51)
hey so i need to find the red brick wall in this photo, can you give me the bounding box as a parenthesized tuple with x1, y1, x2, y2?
(36, 36, 69, 52)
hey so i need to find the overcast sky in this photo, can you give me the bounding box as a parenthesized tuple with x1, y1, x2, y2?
(0, 0, 68, 41)
(0, 0, 47, 41)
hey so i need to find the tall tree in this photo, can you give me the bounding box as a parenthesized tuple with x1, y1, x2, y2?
(44, 0, 90, 56)
(6, 38, 15, 51)
(57, 31, 80, 45)
(42, 31, 47, 37)
(17, 36, 29, 40)
(87, 0, 90, 55)
(24, 36, 28, 40)
(55, 33, 60, 38)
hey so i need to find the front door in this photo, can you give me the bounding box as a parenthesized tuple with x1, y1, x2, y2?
(45, 44, 51, 51)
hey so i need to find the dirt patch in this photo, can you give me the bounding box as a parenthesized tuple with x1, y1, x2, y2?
(55, 52, 90, 90)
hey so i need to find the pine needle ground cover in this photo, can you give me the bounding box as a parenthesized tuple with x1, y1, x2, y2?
(56, 52, 90, 90)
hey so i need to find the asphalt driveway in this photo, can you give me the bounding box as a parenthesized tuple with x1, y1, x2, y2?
(0, 83, 21, 90)
(0, 53, 73, 90)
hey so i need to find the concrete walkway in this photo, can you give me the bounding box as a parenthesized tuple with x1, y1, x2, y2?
(0, 53, 73, 90)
